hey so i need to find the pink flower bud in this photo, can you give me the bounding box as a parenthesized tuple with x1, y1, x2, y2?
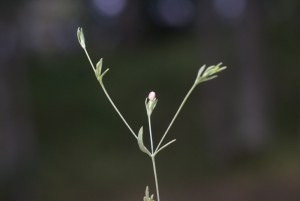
(148, 91, 156, 100)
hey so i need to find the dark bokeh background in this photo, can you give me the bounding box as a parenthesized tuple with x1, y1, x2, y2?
(1, 0, 300, 200)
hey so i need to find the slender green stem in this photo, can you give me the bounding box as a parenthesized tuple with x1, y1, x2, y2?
(83, 48, 96, 73)
(148, 115, 154, 154)
(99, 82, 137, 139)
(82, 47, 136, 139)
(154, 139, 176, 156)
(155, 83, 197, 152)
(151, 156, 160, 201)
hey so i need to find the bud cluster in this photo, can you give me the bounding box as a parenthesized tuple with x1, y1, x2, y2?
(144, 186, 155, 201)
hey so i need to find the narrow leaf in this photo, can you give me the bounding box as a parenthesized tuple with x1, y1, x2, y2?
(216, 66, 227, 73)
(145, 186, 149, 199)
(204, 63, 224, 77)
(96, 58, 103, 74)
(196, 65, 206, 82)
(77, 28, 81, 43)
(137, 127, 151, 156)
(215, 62, 223, 68)
(204, 65, 216, 75)
(152, 99, 158, 110)
(77, 27, 85, 48)
(201, 75, 218, 82)
(100, 68, 109, 80)
(95, 58, 102, 80)
(154, 139, 176, 156)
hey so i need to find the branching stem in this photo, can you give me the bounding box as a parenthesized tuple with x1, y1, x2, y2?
(155, 83, 197, 152)
(78, 28, 226, 201)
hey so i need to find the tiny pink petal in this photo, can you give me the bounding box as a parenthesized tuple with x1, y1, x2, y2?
(148, 91, 156, 100)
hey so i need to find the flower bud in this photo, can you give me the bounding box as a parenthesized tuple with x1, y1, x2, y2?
(77, 27, 86, 49)
(145, 91, 158, 116)
(148, 91, 156, 100)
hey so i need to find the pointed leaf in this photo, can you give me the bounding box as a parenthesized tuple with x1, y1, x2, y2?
(195, 64, 206, 82)
(137, 127, 151, 156)
(77, 28, 81, 43)
(154, 139, 176, 156)
(203, 63, 224, 77)
(95, 58, 102, 80)
(215, 62, 223, 68)
(201, 75, 218, 82)
(152, 99, 158, 110)
(204, 65, 216, 75)
(216, 66, 227, 73)
(145, 98, 148, 108)
(100, 68, 109, 80)
(96, 58, 103, 74)
(145, 186, 149, 199)
(77, 27, 85, 48)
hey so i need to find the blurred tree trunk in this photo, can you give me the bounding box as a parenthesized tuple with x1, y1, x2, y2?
(196, 0, 270, 163)
(235, 0, 270, 154)
(0, 2, 38, 201)
(196, 0, 236, 163)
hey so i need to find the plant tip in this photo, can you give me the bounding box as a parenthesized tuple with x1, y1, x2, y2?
(148, 91, 156, 101)
(77, 27, 86, 48)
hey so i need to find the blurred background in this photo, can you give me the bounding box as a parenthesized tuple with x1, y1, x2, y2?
(0, 0, 300, 200)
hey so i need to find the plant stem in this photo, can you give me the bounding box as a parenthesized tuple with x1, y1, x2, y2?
(155, 83, 197, 152)
(83, 47, 136, 139)
(100, 82, 137, 139)
(83, 48, 96, 73)
(151, 156, 160, 201)
(148, 115, 154, 154)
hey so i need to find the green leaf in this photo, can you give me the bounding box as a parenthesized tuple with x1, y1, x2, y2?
(143, 186, 155, 201)
(195, 62, 226, 84)
(96, 58, 103, 73)
(151, 99, 158, 111)
(146, 98, 158, 116)
(154, 139, 176, 156)
(195, 65, 206, 82)
(145, 186, 149, 199)
(100, 68, 109, 80)
(77, 28, 81, 42)
(204, 65, 216, 75)
(137, 127, 151, 156)
(77, 27, 85, 48)
(216, 66, 227, 73)
(145, 98, 148, 109)
(95, 58, 102, 80)
(201, 75, 218, 82)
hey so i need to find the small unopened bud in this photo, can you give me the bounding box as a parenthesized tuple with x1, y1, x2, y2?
(146, 91, 157, 116)
(77, 27, 86, 49)
(148, 91, 156, 100)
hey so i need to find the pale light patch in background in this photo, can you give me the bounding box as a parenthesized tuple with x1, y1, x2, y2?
(213, 0, 247, 23)
(149, 0, 195, 27)
(92, 0, 127, 17)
